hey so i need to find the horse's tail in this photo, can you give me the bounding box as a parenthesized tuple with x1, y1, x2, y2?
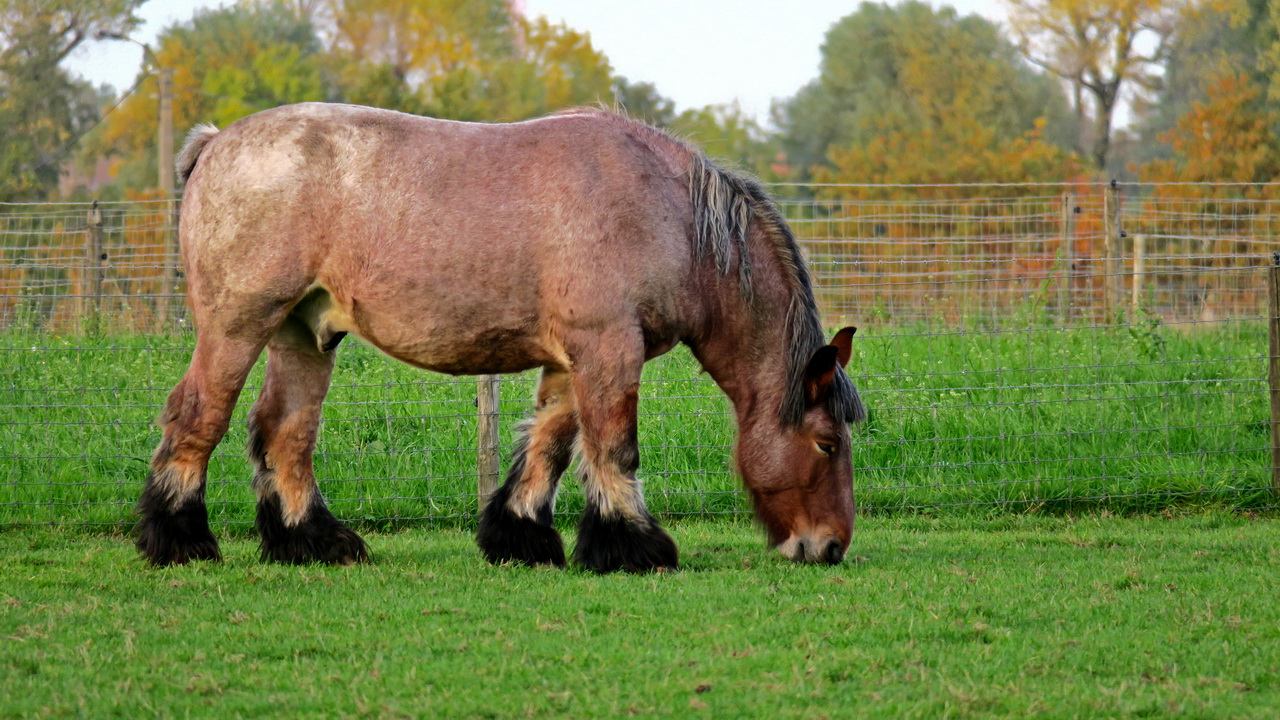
(176, 123, 219, 185)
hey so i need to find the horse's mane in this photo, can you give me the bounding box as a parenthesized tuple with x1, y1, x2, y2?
(687, 154, 864, 428)
(556, 106, 863, 428)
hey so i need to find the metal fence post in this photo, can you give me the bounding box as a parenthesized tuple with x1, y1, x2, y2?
(476, 374, 502, 507)
(82, 202, 104, 332)
(1269, 251, 1280, 497)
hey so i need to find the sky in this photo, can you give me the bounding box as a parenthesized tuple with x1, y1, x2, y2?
(65, 0, 1009, 128)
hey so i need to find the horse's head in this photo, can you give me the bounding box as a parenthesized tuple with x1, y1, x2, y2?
(737, 327, 861, 565)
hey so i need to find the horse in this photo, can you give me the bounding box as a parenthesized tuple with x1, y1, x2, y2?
(135, 102, 864, 573)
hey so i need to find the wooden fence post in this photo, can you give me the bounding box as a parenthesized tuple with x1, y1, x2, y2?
(81, 203, 104, 332)
(476, 374, 502, 507)
(157, 201, 179, 332)
(1269, 251, 1280, 497)
(1103, 182, 1122, 319)
(1131, 234, 1145, 311)
(1059, 193, 1075, 323)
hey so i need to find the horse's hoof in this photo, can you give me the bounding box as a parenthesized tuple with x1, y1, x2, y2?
(256, 496, 369, 565)
(135, 486, 222, 566)
(477, 485, 566, 567)
(572, 508, 678, 574)
(135, 522, 222, 566)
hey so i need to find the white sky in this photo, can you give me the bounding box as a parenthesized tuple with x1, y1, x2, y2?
(65, 0, 1011, 128)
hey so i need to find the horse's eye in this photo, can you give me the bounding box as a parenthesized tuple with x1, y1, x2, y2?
(816, 442, 835, 456)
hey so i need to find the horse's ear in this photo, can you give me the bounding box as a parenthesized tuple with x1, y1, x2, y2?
(804, 345, 840, 402)
(830, 326, 856, 368)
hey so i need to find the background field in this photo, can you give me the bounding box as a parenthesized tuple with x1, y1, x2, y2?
(3, 516, 1278, 719)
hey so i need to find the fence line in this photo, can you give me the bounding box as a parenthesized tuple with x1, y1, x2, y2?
(1, 183, 1276, 529)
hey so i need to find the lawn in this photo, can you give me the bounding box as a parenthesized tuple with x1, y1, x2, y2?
(2, 515, 1277, 718)
(0, 317, 1272, 528)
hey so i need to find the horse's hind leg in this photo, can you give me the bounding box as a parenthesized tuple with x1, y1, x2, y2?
(136, 335, 266, 565)
(248, 316, 367, 565)
(568, 330, 677, 573)
(477, 368, 577, 567)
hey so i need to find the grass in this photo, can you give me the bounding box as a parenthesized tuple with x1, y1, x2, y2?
(0, 315, 1272, 528)
(2, 516, 1278, 718)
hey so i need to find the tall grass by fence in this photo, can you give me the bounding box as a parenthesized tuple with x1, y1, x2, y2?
(1, 182, 1275, 529)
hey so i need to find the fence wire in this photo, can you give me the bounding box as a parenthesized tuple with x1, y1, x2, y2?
(1, 183, 1275, 529)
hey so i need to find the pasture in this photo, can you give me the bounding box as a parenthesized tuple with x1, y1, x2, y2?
(2, 196, 1276, 715)
(0, 316, 1270, 529)
(3, 516, 1278, 718)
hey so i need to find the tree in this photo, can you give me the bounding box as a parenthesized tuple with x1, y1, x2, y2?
(93, 3, 328, 193)
(321, 0, 613, 121)
(1142, 72, 1279, 187)
(1258, 0, 1280, 100)
(671, 102, 772, 175)
(323, 0, 505, 118)
(1127, 0, 1271, 167)
(773, 1, 1076, 181)
(480, 15, 614, 122)
(612, 76, 676, 127)
(819, 117, 1080, 193)
(1003, 0, 1193, 172)
(1138, 71, 1278, 312)
(0, 0, 144, 200)
(0, 0, 143, 67)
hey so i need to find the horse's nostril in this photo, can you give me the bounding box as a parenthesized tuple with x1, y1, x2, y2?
(822, 540, 844, 565)
(793, 539, 808, 562)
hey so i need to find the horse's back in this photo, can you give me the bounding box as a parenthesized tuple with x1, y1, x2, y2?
(183, 103, 689, 260)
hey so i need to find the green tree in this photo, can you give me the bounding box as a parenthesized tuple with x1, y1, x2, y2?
(612, 76, 676, 127)
(94, 2, 328, 193)
(322, 0, 612, 121)
(774, 1, 1075, 180)
(0, 0, 144, 200)
(480, 15, 614, 122)
(671, 102, 772, 175)
(323, 0, 506, 118)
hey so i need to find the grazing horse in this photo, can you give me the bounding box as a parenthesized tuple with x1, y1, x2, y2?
(135, 102, 864, 573)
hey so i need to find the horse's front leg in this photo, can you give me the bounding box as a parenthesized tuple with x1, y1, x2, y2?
(568, 332, 678, 573)
(476, 368, 577, 567)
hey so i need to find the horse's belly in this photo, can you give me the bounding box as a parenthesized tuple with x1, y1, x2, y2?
(378, 327, 556, 376)
(330, 297, 556, 375)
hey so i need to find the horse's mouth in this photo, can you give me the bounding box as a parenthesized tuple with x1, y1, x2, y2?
(777, 533, 846, 565)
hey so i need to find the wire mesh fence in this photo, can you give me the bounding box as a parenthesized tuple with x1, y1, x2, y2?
(1, 182, 1275, 530)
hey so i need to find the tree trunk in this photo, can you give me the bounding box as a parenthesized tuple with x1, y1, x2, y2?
(1090, 89, 1116, 172)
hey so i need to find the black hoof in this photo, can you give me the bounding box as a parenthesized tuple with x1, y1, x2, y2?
(477, 484, 565, 567)
(572, 506, 678, 574)
(256, 495, 369, 565)
(134, 483, 221, 566)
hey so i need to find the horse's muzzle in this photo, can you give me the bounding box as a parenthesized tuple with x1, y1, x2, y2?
(778, 534, 846, 565)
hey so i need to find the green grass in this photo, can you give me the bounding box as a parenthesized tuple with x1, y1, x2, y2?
(0, 316, 1272, 529)
(2, 516, 1278, 718)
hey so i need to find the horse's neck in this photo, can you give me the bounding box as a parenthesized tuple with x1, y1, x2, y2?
(689, 279, 791, 424)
